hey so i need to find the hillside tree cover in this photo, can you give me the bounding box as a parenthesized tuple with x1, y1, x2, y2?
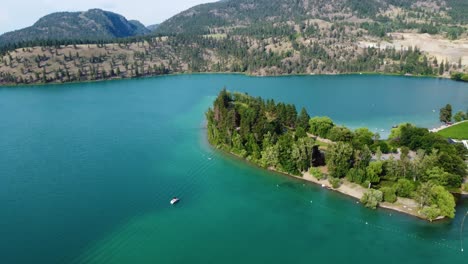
(0, 9, 149, 46)
(1, 0, 468, 85)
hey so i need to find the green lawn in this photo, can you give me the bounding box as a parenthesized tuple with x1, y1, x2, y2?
(437, 121, 468, 139)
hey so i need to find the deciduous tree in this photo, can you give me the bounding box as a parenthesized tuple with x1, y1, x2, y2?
(327, 142, 353, 178)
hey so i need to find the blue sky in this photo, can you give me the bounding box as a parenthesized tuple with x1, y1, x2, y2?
(0, 0, 217, 34)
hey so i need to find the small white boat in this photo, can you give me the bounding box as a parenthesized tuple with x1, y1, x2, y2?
(170, 197, 180, 205)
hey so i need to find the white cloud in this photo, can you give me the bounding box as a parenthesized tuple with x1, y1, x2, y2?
(0, 0, 218, 34)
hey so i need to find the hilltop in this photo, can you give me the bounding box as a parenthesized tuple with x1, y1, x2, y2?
(0, 9, 149, 46)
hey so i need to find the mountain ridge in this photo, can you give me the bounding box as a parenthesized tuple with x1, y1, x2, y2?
(0, 9, 149, 45)
(155, 0, 468, 35)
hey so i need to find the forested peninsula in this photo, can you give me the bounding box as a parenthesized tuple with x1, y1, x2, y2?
(206, 89, 468, 221)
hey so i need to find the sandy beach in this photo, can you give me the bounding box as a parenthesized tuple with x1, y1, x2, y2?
(298, 169, 430, 220)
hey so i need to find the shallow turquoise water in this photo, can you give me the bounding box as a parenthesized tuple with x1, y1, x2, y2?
(0, 74, 467, 263)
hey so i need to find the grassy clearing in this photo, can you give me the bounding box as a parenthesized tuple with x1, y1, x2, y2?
(437, 121, 468, 139)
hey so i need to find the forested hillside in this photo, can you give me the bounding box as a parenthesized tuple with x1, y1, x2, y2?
(0, 34, 450, 85)
(156, 0, 467, 35)
(0, 0, 467, 85)
(0, 9, 149, 46)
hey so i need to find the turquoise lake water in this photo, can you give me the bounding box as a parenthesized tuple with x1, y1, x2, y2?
(0, 74, 467, 263)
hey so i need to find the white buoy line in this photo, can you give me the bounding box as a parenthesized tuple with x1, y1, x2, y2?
(296, 186, 464, 252)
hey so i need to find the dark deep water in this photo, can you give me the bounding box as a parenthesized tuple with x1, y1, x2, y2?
(1, 74, 467, 263)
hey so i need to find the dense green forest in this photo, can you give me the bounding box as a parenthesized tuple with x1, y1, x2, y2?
(0, 9, 149, 47)
(207, 90, 468, 220)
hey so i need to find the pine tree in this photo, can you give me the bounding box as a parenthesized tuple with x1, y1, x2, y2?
(439, 104, 452, 123)
(438, 61, 444, 75)
(297, 107, 310, 130)
(42, 67, 47, 83)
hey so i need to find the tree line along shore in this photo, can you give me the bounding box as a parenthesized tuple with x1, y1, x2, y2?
(206, 89, 468, 221)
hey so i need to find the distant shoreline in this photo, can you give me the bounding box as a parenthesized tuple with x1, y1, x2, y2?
(0, 71, 454, 88)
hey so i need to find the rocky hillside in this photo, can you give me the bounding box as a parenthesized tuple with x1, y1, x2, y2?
(0, 1, 467, 85)
(0, 9, 150, 45)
